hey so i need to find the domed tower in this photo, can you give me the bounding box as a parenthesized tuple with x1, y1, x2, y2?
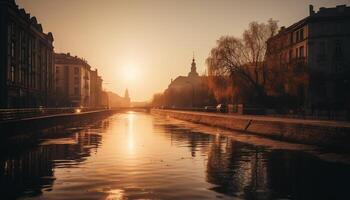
(188, 56, 199, 77)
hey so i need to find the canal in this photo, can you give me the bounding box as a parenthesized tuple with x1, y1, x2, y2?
(1, 111, 350, 200)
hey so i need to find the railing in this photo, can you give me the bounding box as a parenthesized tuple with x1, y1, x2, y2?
(0, 107, 108, 122)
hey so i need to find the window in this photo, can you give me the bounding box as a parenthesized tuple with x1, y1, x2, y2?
(317, 41, 326, 62)
(11, 41, 15, 57)
(10, 65, 15, 82)
(74, 77, 79, 85)
(296, 31, 299, 42)
(300, 29, 304, 40)
(289, 50, 293, 62)
(74, 67, 79, 74)
(20, 69, 25, 85)
(11, 23, 15, 36)
(7, 24, 11, 55)
(299, 46, 304, 58)
(319, 42, 325, 56)
(335, 63, 343, 72)
(296, 48, 299, 59)
(335, 40, 342, 58)
(74, 87, 79, 95)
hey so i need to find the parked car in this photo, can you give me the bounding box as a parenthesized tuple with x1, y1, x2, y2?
(216, 104, 228, 113)
(204, 106, 216, 112)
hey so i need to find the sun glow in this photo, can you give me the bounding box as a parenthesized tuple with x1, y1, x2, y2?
(121, 65, 140, 82)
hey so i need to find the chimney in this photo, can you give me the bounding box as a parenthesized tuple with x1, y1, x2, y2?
(309, 5, 315, 15)
(278, 26, 285, 33)
(67, 52, 70, 56)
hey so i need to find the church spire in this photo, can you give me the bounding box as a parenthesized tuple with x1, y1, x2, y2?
(124, 88, 131, 107)
(124, 88, 129, 99)
(188, 54, 199, 77)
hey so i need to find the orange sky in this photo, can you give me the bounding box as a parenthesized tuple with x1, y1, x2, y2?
(17, 0, 348, 101)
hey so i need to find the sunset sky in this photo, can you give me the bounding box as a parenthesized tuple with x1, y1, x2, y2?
(17, 0, 348, 101)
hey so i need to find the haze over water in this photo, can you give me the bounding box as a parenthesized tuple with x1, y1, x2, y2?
(1, 112, 349, 200)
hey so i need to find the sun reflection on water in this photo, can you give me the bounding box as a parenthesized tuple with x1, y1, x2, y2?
(105, 189, 125, 200)
(127, 112, 135, 154)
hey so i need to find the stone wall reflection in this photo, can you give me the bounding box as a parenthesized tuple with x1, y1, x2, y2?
(0, 120, 108, 199)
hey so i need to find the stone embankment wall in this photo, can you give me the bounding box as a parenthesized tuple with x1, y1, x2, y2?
(0, 109, 117, 136)
(152, 109, 350, 149)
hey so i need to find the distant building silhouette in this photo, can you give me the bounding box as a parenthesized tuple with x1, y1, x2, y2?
(100, 90, 109, 108)
(164, 57, 213, 107)
(167, 57, 201, 92)
(124, 88, 130, 105)
(107, 90, 131, 108)
(265, 4, 350, 110)
(0, 0, 55, 108)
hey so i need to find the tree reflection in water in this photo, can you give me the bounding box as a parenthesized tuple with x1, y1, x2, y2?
(158, 120, 350, 200)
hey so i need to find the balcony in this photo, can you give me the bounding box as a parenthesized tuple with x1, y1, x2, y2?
(289, 57, 307, 65)
(286, 57, 307, 74)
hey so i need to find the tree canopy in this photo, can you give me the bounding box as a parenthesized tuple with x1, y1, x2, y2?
(206, 19, 278, 104)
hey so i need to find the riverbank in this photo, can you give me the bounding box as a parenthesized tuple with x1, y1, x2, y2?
(0, 109, 117, 136)
(151, 109, 350, 149)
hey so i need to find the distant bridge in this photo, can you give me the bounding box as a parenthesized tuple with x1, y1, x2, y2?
(110, 106, 152, 112)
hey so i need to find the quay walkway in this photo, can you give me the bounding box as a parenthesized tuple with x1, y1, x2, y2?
(152, 109, 350, 149)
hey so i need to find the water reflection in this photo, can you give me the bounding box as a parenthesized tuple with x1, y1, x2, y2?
(206, 138, 271, 199)
(0, 112, 349, 200)
(127, 112, 135, 154)
(156, 118, 350, 200)
(0, 120, 107, 199)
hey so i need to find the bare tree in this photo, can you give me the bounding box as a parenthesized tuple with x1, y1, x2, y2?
(206, 19, 278, 105)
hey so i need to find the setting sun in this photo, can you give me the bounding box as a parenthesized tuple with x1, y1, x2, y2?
(121, 65, 140, 82)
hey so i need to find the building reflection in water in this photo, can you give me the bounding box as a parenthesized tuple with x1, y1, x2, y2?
(0, 120, 108, 199)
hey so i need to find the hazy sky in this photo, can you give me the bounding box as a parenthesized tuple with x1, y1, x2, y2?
(17, 0, 348, 101)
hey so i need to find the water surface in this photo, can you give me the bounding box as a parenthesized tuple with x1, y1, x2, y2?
(0, 112, 349, 200)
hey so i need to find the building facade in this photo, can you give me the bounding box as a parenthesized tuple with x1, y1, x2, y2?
(90, 69, 102, 107)
(265, 5, 350, 110)
(54, 53, 103, 107)
(0, 0, 54, 108)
